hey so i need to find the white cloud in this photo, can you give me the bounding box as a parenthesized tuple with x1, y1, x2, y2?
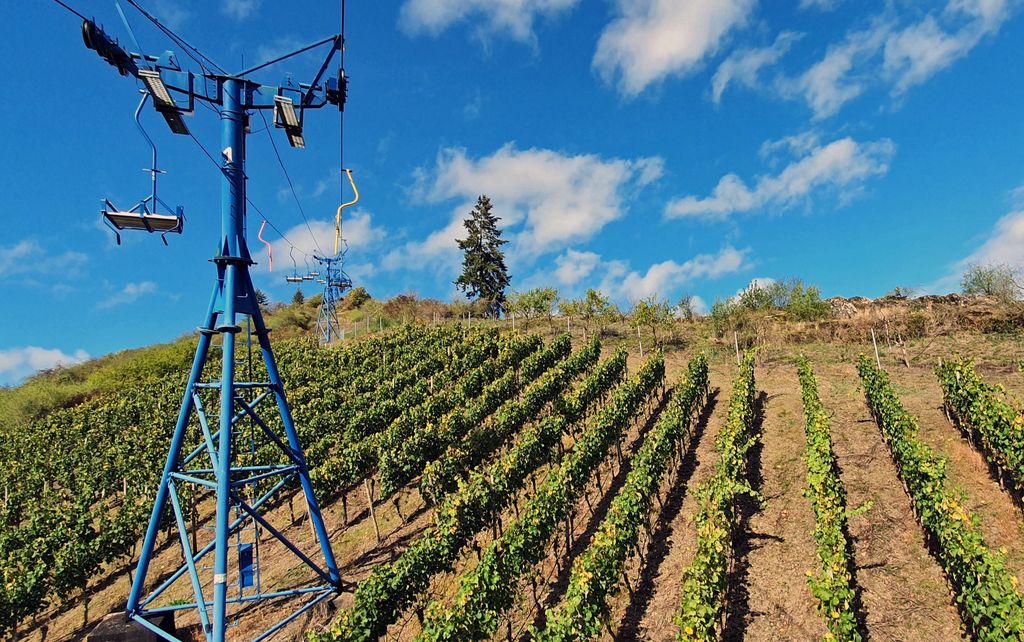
(594, 0, 756, 97)
(464, 91, 483, 120)
(786, 22, 889, 120)
(385, 144, 663, 272)
(223, 0, 260, 20)
(926, 208, 1024, 294)
(666, 136, 895, 220)
(149, 0, 190, 30)
(398, 0, 578, 42)
(759, 131, 823, 161)
(785, 0, 1016, 118)
(884, 0, 1010, 95)
(957, 210, 1024, 269)
(1010, 185, 1024, 209)
(0, 240, 87, 280)
(98, 281, 158, 309)
(712, 31, 800, 103)
(688, 295, 709, 316)
(737, 276, 777, 297)
(800, 0, 842, 9)
(0, 240, 41, 277)
(258, 210, 386, 281)
(553, 249, 601, 286)
(0, 346, 90, 385)
(599, 246, 752, 302)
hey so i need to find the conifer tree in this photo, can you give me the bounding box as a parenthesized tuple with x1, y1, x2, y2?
(454, 195, 511, 318)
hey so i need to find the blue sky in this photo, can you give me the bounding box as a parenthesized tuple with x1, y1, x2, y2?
(2, 0, 1024, 383)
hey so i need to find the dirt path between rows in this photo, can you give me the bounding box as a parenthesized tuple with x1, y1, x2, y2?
(737, 361, 827, 642)
(887, 365, 1024, 583)
(609, 386, 720, 641)
(814, 357, 968, 642)
(621, 368, 732, 641)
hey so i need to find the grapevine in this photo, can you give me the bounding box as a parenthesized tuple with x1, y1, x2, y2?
(307, 347, 629, 642)
(858, 356, 1024, 640)
(417, 353, 666, 641)
(936, 357, 1024, 494)
(376, 334, 571, 497)
(535, 353, 709, 641)
(797, 357, 862, 642)
(418, 336, 601, 505)
(675, 352, 757, 642)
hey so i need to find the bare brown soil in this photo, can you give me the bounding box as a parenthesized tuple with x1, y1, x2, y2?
(734, 364, 825, 642)
(620, 371, 729, 642)
(887, 363, 1024, 581)
(813, 353, 968, 642)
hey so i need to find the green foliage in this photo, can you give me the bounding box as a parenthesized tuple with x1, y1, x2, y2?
(631, 296, 674, 344)
(536, 355, 709, 641)
(342, 286, 372, 310)
(375, 335, 569, 498)
(419, 336, 600, 504)
(255, 288, 270, 310)
(585, 289, 620, 332)
(786, 284, 831, 321)
(936, 358, 1024, 494)
(885, 286, 915, 300)
(557, 298, 582, 324)
(560, 289, 619, 336)
(0, 340, 195, 437)
(310, 348, 629, 642)
(417, 354, 666, 641)
(797, 358, 862, 641)
(273, 302, 316, 333)
(858, 356, 1024, 640)
(708, 297, 746, 337)
(962, 263, 1021, 303)
(709, 279, 830, 335)
(675, 352, 757, 642)
(292, 288, 306, 305)
(0, 325, 497, 635)
(454, 195, 512, 318)
(507, 287, 558, 325)
(738, 282, 775, 311)
(313, 333, 541, 498)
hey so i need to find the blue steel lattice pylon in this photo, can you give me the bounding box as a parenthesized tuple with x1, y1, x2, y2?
(314, 255, 352, 343)
(76, 12, 349, 642)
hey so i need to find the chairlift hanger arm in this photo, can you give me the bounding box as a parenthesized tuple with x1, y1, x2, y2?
(302, 36, 343, 109)
(236, 34, 340, 78)
(333, 169, 359, 256)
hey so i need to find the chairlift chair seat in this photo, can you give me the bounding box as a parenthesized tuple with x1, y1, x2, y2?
(101, 200, 185, 245)
(103, 210, 183, 233)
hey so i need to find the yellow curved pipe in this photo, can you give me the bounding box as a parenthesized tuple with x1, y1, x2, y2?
(334, 168, 360, 256)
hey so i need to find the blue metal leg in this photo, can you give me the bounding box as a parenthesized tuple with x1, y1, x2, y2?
(127, 283, 218, 618)
(245, 269, 340, 585)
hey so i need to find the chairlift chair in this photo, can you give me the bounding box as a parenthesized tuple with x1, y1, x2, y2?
(101, 92, 185, 245)
(284, 247, 304, 283)
(102, 198, 184, 245)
